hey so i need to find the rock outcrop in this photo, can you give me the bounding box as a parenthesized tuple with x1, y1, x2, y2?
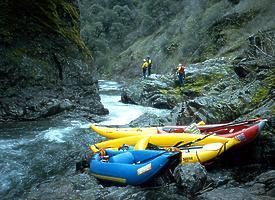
(121, 54, 273, 125)
(121, 74, 178, 109)
(0, 0, 108, 121)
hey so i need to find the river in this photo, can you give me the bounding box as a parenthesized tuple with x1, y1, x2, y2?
(0, 80, 168, 199)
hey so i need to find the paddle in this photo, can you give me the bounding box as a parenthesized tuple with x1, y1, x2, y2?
(176, 132, 216, 149)
(136, 150, 181, 165)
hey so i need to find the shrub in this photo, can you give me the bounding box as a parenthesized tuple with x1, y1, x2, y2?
(113, 5, 135, 26)
(140, 15, 156, 36)
(110, 22, 126, 41)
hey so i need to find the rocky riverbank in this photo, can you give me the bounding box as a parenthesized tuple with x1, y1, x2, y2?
(122, 55, 274, 125)
(26, 160, 275, 200)
(1, 1, 274, 199)
(118, 51, 275, 199)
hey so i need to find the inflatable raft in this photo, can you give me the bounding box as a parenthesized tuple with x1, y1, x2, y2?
(90, 149, 181, 185)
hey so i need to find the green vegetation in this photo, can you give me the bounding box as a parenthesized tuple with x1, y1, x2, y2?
(79, 0, 275, 78)
(0, 0, 95, 90)
(79, 0, 184, 72)
(184, 73, 225, 93)
(0, 0, 90, 58)
(251, 87, 269, 105)
(250, 67, 274, 108)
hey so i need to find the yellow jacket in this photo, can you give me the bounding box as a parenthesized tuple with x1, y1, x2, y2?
(142, 61, 148, 69)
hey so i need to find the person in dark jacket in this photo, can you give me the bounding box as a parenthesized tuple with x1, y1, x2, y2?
(146, 56, 152, 76)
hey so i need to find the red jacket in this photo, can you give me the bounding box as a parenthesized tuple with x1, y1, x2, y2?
(177, 66, 185, 74)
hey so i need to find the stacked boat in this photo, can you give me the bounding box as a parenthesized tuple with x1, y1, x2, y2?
(88, 118, 266, 185)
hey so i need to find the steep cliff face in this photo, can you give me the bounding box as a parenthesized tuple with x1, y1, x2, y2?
(0, 0, 108, 121)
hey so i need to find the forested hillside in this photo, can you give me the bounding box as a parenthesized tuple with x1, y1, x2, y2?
(80, 0, 274, 78)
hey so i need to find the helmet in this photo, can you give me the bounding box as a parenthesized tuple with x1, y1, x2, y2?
(143, 59, 146, 62)
(178, 63, 183, 66)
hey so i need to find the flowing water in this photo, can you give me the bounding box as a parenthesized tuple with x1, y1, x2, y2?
(0, 81, 168, 199)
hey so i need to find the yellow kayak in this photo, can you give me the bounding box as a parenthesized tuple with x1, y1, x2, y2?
(91, 135, 239, 164)
(90, 119, 264, 140)
(132, 135, 239, 164)
(90, 124, 157, 139)
(178, 140, 237, 164)
(90, 133, 239, 152)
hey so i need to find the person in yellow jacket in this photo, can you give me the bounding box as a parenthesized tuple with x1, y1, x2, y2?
(141, 59, 148, 79)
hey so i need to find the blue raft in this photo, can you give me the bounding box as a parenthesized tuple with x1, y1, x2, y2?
(90, 149, 181, 185)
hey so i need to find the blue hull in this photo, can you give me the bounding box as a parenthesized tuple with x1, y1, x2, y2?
(90, 150, 180, 185)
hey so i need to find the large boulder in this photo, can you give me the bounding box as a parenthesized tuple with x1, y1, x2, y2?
(129, 112, 170, 127)
(173, 163, 207, 196)
(198, 170, 275, 200)
(245, 170, 275, 197)
(173, 60, 274, 124)
(121, 74, 178, 109)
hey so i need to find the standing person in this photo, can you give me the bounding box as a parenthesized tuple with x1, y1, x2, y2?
(146, 56, 152, 76)
(141, 59, 148, 79)
(177, 63, 185, 85)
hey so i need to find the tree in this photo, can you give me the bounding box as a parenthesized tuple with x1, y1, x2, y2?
(107, 0, 134, 9)
(110, 22, 126, 41)
(113, 5, 135, 26)
(140, 15, 155, 36)
(101, 9, 117, 33)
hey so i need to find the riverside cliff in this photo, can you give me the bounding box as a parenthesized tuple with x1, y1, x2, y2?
(0, 0, 108, 121)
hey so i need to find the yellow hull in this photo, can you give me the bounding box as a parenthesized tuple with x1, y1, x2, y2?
(179, 140, 237, 163)
(91, 136, 239, 164)
(90, 133, 240, 152)
(90, 124, 157, 139)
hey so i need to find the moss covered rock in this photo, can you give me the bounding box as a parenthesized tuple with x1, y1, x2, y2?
(0, 0, 108, 121)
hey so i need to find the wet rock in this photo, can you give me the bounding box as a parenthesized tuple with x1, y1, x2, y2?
(174, 75, 273, 124)
(197, 187, 265, 200)
(129, 113, 169, 127)
(173, 163, 207, 196)
(186, 58, 229, 79)
(27, 173, 107, 200)
(247, 183, 266, 195)
(206, 169, 235, 188)
(101, 184, 188, 200)
(41, 99, 74, 117)
(0, 85, 108, 121)
(121, 75, 178, 109)
(252, 132, 275, 167)
(252, 170, 275, 195)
